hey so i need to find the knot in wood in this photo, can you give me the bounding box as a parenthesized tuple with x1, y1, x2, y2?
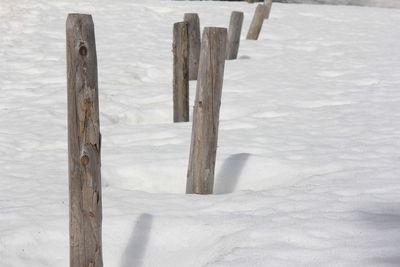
(79, 45, 87, 56)
(80, 155, 89, 166)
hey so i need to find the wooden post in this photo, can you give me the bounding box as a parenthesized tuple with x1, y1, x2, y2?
(246, 4, 268, 40)
(186, 27, 227, 194)
(264, 0, 273, 19)
(226, 11, 244, 60)
(183, 13, 201, 80)
(173, 22, 189, 122)
(66, 14, 103, 267)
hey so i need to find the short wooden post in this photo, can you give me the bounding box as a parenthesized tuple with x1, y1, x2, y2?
(246, 4, 268, 40)
(173, 22, 189, 122)
(264, 0, 273, 19)
(186, 27, 227, 194)
(226, 11, 244, 60)
(183, 13, 201, 80)
(66, 14, 103, 267)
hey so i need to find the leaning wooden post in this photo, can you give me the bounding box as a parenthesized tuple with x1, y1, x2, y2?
(246, 4, 268, 40)
(66, 14, 103, 267)
(264, 0, 273, 19)
(226, 11, 244, 60)
(186, 27, 227, 194)
(183, 13, 201, 80)
(173, 22, 189, 122)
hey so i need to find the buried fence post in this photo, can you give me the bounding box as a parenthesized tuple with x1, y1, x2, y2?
(66, 14, 103, 267)
(173, 22, 189, 122)
(186, 27, 227, 194)
(183, 13, 201, 80)
(264, 0, 273, 19)
(226, 11, 244, 60)
(246, 4, 268, 40)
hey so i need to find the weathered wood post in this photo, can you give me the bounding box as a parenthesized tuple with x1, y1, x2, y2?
(173, 22, 189, 122)
(246, 4, 268, 40)
(66, 14, 103, 267)
(183, 13, 201, 80)
(226, 11, 244, 60)
(264, 0, 273, 19)
(186, 27, 227, 194)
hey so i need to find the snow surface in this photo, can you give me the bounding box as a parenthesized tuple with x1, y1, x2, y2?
(273, 0, 400, 9)
(1, 0, 400, 266)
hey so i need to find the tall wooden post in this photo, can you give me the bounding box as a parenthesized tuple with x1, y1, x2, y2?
(66, 14, 103, 267)
(246, 4, 268, 40)
(186, 27, 227, 194)
(183, 13, 201, 80)
(173, 22, 189, 122)
(264, 0, 273, 19)
(226, 11, 244, 60)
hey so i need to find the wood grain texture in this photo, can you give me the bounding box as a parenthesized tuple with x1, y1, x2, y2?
(173, 22, 189, 122)
(246, 4, 268, 40)
(66, 13, 103, 267)
(183, 13, 201, 80)
(186, 27, 227, 194)
(264, 0, 273, 19)
(226, 11, 244, 60)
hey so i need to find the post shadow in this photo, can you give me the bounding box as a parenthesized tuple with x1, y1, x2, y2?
(120, 213, 153, 267)
(360, 209, 400, 266)
(215, 153, 251, 194)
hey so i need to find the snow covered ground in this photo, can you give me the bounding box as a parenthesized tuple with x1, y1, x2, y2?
(274, 0, 400, 9)
(1, 0, 400, 266)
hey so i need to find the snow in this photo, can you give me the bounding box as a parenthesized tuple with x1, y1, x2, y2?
(274, 0, 400, 9)
(1, 0, 400, 266)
